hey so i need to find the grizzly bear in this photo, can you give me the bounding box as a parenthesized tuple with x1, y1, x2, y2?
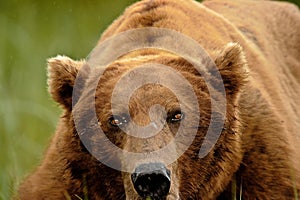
(17, 0, 300, 199)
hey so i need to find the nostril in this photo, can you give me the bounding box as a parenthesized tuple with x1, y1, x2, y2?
(133, 173, 170, 199)
(131, 163, 171, 199)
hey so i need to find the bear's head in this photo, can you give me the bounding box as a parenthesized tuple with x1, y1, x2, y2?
(47, 42, 248, 199)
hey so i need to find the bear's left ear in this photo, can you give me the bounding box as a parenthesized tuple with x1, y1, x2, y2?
(47, 55, 87, 110)
(214, 42, 249, 98)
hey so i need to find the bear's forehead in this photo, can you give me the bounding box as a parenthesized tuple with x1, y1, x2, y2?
(89, 48, 200, 79)
(95, 77, 180, 109)
(86, 50, 210, 116)
(93, 66, 198, 103)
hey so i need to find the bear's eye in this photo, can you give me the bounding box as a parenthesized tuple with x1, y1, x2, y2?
(169, 112, 184, 123)
(108, 115, 128, 127)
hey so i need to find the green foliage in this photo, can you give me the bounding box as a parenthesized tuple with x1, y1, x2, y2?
(0, 0, 298, 199)
(284, 0, 300, 7)
(0, 0, 136, 199)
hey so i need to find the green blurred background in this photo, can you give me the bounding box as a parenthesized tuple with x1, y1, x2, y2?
(0, 0, 299, 199)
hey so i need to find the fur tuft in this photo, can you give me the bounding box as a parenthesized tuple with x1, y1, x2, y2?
(47, 55, 85, 109)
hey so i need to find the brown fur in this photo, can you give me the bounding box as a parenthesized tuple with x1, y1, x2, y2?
(18, 0, 300, 199)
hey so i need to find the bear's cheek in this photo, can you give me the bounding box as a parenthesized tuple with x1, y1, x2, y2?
(96, 125, 127, 150)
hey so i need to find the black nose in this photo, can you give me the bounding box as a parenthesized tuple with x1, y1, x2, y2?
(131, 163, 171, 199)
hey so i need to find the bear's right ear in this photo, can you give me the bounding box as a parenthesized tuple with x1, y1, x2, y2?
(47, 55, 88, 110)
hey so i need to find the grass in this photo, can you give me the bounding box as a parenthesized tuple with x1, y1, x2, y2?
(0, 0, 299, 199)
(0, 0, 136, 199)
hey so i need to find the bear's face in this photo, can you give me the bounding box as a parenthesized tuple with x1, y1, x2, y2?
(47, 43, 248, 199)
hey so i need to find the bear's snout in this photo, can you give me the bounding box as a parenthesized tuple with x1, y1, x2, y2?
(131, 163, 171, 199)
